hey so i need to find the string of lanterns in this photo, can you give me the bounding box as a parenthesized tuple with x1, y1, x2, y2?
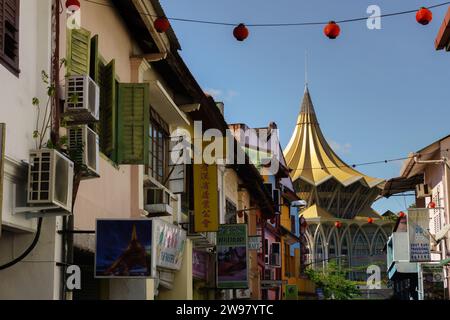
(70, 0, 446, 42)
(67, 1, 444, 41)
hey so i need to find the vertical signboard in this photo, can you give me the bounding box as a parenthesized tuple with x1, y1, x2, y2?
(95, 219, 153, 278)
(418, 264, 446, 300)
(217, 224, 248, 289)
(194, 163, 219, 232)
(0, 124, 5, 234)
(408, 208, 431, 262)
(193, 249, 209, 280)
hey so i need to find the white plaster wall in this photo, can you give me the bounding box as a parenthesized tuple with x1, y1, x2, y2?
(0, 0, 62, 300)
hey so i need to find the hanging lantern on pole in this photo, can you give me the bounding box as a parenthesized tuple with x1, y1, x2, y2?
(65, 0, 80, 12)
(367, 217, 374, 224)
(154, 17, 170, 33)
(399, 211, 406, 218)
(324, 21, 341, 39)
(233, 23, 249, 41)
(416, 7, 433, 25)
(334, 221, 342, 228)
(429, 201, 436, 209)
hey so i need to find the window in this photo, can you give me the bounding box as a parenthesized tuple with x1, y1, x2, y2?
(147, 108, 169, 185)
(0, 0, 20, 75)
(225, 199, 237, 224)
(290, 215, 296, 233)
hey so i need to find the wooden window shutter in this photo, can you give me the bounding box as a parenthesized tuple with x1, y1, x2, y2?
(0, 0, 20, 73)
(0, 0, 3, 57)
(98, 59, 116, 158)
(66, 27, 91, 76)
(117, 83, 149, 165)
(89, 35, 99, 83)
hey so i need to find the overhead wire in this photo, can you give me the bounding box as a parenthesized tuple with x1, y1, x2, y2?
(83, 0, 450, 28)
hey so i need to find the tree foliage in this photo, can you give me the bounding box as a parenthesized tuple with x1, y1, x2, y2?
(305, 261, 361, 300)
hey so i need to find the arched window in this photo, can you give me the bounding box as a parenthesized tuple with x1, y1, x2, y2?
(351, 231, 370, 281)
(328, 231, 338, 259)
(315, 232, 325, 269)
(373, 231, 386, 256)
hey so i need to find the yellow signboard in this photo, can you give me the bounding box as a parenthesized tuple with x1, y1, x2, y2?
(194, 163, 219, 232)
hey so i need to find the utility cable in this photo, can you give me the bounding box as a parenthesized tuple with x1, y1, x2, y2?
(0, 218, 44, 271)
(83, 0, 450, 27)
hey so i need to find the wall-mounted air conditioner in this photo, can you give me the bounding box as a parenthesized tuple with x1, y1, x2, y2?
(67, 125, 100, 178)
(27, 149, 74, 212)
(64, 75, 100, 123)
(416, 184, 431, 198)
(144, 186, 173, 217)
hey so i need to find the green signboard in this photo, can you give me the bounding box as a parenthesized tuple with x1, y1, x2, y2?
(285, 284, 298, 300)
(217, 224, 248, 289)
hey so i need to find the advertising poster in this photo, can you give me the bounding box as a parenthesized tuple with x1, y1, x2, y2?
(217, 224, 248, 289)
(408, 208, 431, 262)
(95, 219, 152, 278)
(194, 163, 219, 232)
(419, 264, 446, 300)
(193, 249, 209, 280)
(153, 218, 187, 271)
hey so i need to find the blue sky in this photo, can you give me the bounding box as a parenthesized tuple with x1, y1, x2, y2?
(160, 0, 450, 214)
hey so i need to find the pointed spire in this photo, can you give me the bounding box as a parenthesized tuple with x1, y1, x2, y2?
(300, 85, 316, 115)
(131, 224, 138, 241)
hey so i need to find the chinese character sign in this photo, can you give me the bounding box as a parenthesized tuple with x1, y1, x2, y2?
(194, 163, 219, 232)
(408, 209, 431, 262)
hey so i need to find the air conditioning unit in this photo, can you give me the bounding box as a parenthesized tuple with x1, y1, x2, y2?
(144, 186, 173, 216)
(416, 184, 431, 198)
(27, 149, 74, 212)
(67, 125, 100, 178)
(64, 75, 100, 123)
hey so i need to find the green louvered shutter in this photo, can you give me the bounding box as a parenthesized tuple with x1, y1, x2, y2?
(90, 35, 99, 83)
(99, 60, 116, 158)
(67, 28, 91, 76)
(117, 84, 149, 165)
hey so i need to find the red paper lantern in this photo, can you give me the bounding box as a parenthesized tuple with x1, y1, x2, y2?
(233, 23, 249, 41)
(367, 217, 374, 224)
(399, 211, 406, 218)
(334, 221, 342, 228)
(154, 17, 170, 33)
(429, 201, 436, 209)
(324, 21, 341, 39)
(237, 211, 244, 218)
(65, 0, 80, 12)
(416, 7, 433, 25)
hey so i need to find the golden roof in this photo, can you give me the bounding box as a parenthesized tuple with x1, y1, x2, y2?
(284, 86, 384, 188)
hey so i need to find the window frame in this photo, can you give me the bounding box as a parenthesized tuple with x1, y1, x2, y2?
(0, 0, 20, 76)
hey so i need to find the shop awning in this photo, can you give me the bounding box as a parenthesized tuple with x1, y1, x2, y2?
(381, 174, 423, 198)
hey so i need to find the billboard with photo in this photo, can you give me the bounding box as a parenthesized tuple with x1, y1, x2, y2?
(407, 208, 431, 262)
(95, 219, 153, 278)
(418, 263, 446, 300)
(217, 224, 248, 289)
